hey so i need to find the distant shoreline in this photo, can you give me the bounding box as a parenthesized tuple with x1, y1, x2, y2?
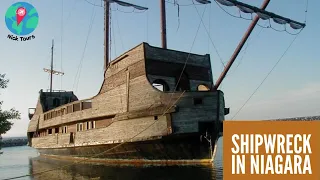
(1, 137, 28, 148)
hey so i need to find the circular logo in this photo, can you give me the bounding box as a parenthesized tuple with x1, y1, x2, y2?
(5, 2, 39, 36)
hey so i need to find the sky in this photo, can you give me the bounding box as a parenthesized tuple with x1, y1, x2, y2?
(0, 0, 319, 137)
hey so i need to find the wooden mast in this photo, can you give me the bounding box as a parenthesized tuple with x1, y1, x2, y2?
(160, 0, 167, 49)
(43, 40, 64, 93)
(103, 0, 147, 70)
(50, 39, 54, 93)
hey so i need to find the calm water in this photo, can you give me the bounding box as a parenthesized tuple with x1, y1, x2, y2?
(0, 137, 223, 180)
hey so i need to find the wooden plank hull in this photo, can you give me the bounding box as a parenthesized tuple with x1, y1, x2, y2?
(37, 133, 216, 164)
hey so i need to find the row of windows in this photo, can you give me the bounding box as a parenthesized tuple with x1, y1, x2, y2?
(38, 121, 96, 137)
(47, 126, 68, 135)
(77, 121, 96, 132)
(44, 101, 92, 121)
(151, 79, 210, 92)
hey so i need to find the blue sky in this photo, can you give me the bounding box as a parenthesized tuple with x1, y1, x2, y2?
(0, 0, 319, 137)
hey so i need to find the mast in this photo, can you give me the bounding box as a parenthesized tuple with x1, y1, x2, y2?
(43, 40, 64, 93)
(50, 39, 54, 93)
(160, 0, 167, 49)
(104, 0, 110, 71)
(103, 0, 147, 70)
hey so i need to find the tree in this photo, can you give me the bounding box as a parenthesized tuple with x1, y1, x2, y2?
(0, 74, 20, 140)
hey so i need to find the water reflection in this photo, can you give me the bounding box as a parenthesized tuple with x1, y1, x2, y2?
(29, 157, 218, 180)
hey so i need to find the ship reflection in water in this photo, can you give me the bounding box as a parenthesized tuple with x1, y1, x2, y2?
(29, 157, 222, 180)
(1, 137, 222, 180)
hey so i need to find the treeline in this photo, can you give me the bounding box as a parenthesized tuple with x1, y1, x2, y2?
(0, 138, 28, 147)
(270, 116, 320, 121)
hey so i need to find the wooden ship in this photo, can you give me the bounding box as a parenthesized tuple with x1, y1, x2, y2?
(26, 0, 305, 164)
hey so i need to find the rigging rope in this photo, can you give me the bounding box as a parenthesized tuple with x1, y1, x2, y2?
(175, 0, 180, 32)
(73, 1, 97, 92)
(115, 10, 124, 52)
(146, 0, 149, 42)
(208, 2, 211, 53)
(165, 0, 203, 6)
(304, 0, 308, 23)
(223, 21, 267, 80)
(109, 4, 112, 62)
(162, 3, 207, 116)
(193, 1, 225, 67)
(213, 0, 305, 36)
(231, 33, 301, 120)
(112, 11, 117, 58)
(60, 0, 64, 90)
(84, 0, 102, 7)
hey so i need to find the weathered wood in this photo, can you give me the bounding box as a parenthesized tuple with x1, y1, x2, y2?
(144, 43, 211, 67)
(32, 116, 169, 149)
(145, 60, 212, 81)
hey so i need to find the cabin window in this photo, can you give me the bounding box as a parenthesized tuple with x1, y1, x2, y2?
(197, 84, 210, 91)
(194, 98, 203, 105)
(91, 121, 96, 129)
(48, 129, 52, 135)
(53, 98, 60, 107)
(70, 132, 74, 144)
(73, 103, 81, 112)
(86, 122, 89, 130)
(55, 127, 59, 134)
(67, 105, 72, 114)
(152, 79, 169, 92)
(62, 126, 68, 133)
(177, 72, 190, 91)
(154, 116, 158, 120)
(77, 123, 83, 132)
(82, 101, 92, 110)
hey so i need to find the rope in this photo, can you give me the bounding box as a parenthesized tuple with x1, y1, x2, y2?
(60, 0, 64, 90)
(114, 10, 124, 52)
(84, 0, 102, 7)
(213, 0, 305, 36)
(165, 0, 203, 6)
(163, 3, 207, 113)
(231, 33, 301, 120)
(112, 12, 117, 58)
(193, 1, 225, 67)
(223, 21, 267, 80)
(73, 1, 97, 92)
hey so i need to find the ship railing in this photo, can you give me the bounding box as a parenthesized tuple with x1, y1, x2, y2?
(44, 89, 68, 92)
(43, 98, 93, 121)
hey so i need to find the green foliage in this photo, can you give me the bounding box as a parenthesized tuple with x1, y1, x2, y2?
(0, 74, 20, 137)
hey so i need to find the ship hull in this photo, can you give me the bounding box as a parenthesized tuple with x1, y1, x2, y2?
(37, 133, 218, 164)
